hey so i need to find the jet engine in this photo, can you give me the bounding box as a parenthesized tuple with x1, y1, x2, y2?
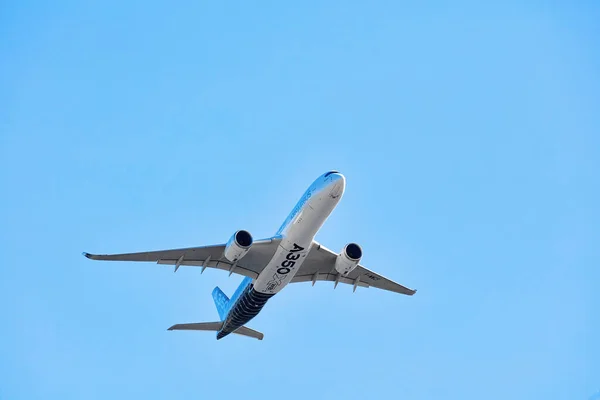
(334, 243, 362, 275)
(223, 230, 253, 262)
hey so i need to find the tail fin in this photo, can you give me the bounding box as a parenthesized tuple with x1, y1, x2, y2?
(212, 286, 229, 320)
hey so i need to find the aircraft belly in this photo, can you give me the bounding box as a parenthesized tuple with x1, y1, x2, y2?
(254, 188, 340, 295)
(253, 239, 311, 294)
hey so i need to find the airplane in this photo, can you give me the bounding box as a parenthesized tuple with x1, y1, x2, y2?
(83, 171, 416, 340)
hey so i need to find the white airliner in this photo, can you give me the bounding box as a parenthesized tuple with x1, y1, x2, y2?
(83, 171, 416, 340)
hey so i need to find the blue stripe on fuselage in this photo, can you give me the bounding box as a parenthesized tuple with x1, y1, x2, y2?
(222, 276, 253, 316)
(217, 278, 273, 340)
(275, 172, 339, 236)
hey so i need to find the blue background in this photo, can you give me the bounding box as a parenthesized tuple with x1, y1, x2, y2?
(1, 1, 599, 399)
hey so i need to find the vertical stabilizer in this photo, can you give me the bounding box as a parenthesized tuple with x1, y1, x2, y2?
(212, 286, 229, 320)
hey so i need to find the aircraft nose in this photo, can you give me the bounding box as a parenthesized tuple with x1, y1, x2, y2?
(326, 172, 345, 199)
(323, 170, 343, 181)
(333, 172, 345, 187)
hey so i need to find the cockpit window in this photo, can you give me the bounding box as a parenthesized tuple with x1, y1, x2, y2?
(324, 171, 339, 177)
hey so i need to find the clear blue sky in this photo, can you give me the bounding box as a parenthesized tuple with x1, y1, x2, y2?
(1, 1, 599, 399)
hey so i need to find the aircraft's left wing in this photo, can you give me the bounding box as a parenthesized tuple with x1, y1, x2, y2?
(83, 238, 279, 278)
(291, 242, 417, 295)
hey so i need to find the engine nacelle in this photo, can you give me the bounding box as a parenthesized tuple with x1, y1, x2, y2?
(334, 243, 362, 275)
(223, 230, 253, 262)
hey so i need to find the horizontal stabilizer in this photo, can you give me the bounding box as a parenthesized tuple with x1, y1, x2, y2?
(233, 326, 264, 340)
(168, 322, 223, 331)
(168, 322, 264, 340)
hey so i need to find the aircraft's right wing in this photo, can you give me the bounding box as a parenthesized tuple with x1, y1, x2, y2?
(290, 242, 417, 295)
(83, 237, 280, 279)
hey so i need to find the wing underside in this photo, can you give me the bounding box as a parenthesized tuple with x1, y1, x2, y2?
(83, 238, 279, 278)
(291, 242, 416, 295)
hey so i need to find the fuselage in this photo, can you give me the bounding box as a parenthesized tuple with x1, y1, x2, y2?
(216, 171, 345, 339)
